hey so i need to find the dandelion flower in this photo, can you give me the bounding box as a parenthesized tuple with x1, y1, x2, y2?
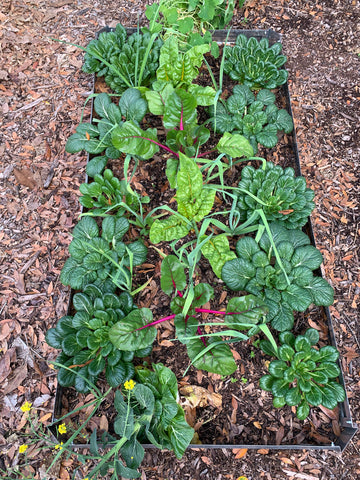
(20, 401, 32, 412)
(58, 423, 67, 434)
(19, 445, 28, 454)
(55, 442, 64, 450)
(124, 379, 136, 390)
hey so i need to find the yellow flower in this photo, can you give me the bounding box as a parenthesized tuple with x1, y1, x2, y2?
(55, 441, 64, 450)
(19, 445, 28, 454)
(20, 401, 32, 412)
(83, 478, 89, 480)
(58, 423, 67, 434)
(124, 379, 136, 391)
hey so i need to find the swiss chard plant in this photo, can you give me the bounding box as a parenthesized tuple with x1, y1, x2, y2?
(259, 329, 345, 420)
(221, 222, 334, 331)
(82, 23, 163, 93)
(224, 34, 288, 90)
(235, 161, 315, 229)
(208, 85, 294, 153)
(46, 284, 153, 393)
(60, 216, 147, 292)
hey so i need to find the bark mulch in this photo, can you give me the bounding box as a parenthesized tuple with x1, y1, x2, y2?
(0, 0, 359, 479)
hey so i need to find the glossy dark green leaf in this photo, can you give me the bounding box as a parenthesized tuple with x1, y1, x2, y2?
(259, 374, 274, 391)
(296, 399, 310, 420)
(285, 387, 301, 406)
(269, 360, 288, 379)
(278, 344, 295, 362)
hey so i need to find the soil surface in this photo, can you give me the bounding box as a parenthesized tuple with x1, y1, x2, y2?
(0, 0, 359, 479)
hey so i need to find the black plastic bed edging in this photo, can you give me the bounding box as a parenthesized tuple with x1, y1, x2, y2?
(50, 28, 357, 453)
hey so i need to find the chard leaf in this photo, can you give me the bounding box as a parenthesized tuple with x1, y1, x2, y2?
(165, 158, 179, 189)
(200, 234, 237, 278)
(186, 337, 237, 375)
(160, 255, 186, 295)
(163, 89, 197, 129)
(149, 217, 190, 244)
(187, 85, 217, 106)
(178, 188, 216, 222)
(217, 132, 254, 158)
(145, 83, 174, 115)
(225, 294, 268, 327)
(112, 121, 159, 160)
(109, 308, 156, 351)
(176, 153, 203, 204)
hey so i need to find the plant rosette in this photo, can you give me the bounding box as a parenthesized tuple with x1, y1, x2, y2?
(259, 329, 346, 420)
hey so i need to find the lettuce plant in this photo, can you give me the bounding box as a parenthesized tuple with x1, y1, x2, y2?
(209, 85, 294, 153)
(45, 285, 152, 393)
(224, 34, 288, 90)
(221, 223, 334, 331)
(60, 216, 147, 291)
(235, 161, 315, 229)
(82, 23, 163, 93)
(259, 329, 345, 420)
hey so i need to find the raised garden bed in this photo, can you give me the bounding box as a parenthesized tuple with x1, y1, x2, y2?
(48, 25, 357, 477)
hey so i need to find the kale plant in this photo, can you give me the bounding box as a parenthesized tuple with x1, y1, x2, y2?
(235, 161, 315, 229)
(259, 329, 345, 420)
(82, 23, 163, 93)
(209, 85, 293, 153)
(224, 34, 288, 90)
(221, 223, 334, 331)
(46, 284, 153, 393)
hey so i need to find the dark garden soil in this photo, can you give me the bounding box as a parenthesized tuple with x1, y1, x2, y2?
(0, 0, 359, 479)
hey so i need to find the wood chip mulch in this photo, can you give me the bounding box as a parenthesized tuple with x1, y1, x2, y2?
(0, 0, 359, 478)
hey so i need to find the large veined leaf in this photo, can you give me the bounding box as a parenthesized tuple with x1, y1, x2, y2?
(305, 277, 334, 306)
(149, 216, 191, 244)
(176, 153, 203, 204)
(118, 88, 147, 123)
(200, 234, 237, 278)
(163, 89, 197, 130)
(72, 217, 99, 240)
(217, 132, 254, 158)
(187, 85, 217, 106)
(225, 295, 268, 327)
(145, 83, 175, 116)
(160, 255, 186, 295)
(109, 308, 156, 351)
(186, 337, 237, 375)
(177, 188, 216, 222)
(112, 121, 159, 160)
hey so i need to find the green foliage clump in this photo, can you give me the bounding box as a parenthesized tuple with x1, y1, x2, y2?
(224, 34, 288, 90)
(46, 285, 153, 393)
(82, 23, 163, 93)
(60, 216, 147, 291)
(221, 223, 334, 331)
(259, 329, 345, 420)
(236, 161, 315, 229)
(209, 85, 293, 153)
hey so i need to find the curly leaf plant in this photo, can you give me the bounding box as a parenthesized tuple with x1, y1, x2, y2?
(259, 329, 345, 420)
(222, 222, 334, 332)
(46, 285, 153, 393)
(209, 85, 294, 153)
(82, 23, 163, 94)
(224, 34, 288, 90)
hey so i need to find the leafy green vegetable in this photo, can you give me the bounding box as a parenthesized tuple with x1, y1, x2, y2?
(221, 223, 334, 331)
(46, 284, 143, 392)
(235, 161, 315, 229)
(79, 168, 147, 216)
(209, 85, 293, 153)
(65, 90, 147, 157)
(60, 216, 147, 291)
(259, 328, 345, 419)
(83, 24, 163, 93)
(224, 34, 288, 90)
(150, 154, 216, 243)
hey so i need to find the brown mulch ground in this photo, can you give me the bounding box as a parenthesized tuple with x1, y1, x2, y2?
(0, 0, 359, 479)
